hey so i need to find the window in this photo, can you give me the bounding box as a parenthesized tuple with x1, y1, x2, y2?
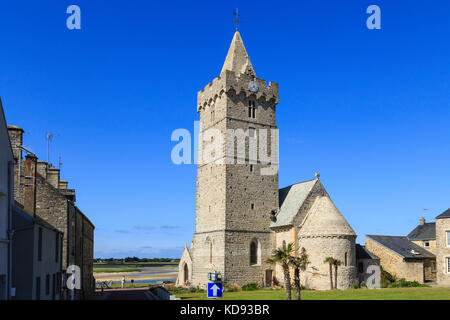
(250, 165, 254, 172)
(210, 105, 215, 121)
(446, 231, 450, 247)
(46, 274, 50, 295)
(344, 252, 348, 266)
(424, 241, 430, 248)
(38, 227, 42, 262)
(250, 241, 258, 265)
(248, 101, 256, 118)
(251, 203, 255, 210)
(36, 277, 41, 300)
(447, 258, 450, 274)
(55, 233, 59, 262)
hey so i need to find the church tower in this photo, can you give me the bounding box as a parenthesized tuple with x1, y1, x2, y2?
(190, 31, 280, 287)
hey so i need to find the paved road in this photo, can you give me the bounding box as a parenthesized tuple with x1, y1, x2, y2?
(98, 287, 153, 300)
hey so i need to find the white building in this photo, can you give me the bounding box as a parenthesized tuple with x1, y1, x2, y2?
(0, 98, 14, 300)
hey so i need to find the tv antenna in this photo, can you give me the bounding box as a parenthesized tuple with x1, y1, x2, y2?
(46, 132, 59, 164)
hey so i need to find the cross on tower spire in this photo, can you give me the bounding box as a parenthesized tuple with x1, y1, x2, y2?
(233, 8, 240, 31)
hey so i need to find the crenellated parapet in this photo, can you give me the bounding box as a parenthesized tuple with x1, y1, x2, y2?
(197, 70, 279, 112)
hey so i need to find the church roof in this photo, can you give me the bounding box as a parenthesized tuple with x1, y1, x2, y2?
(298, 196, 356, 237)
(220, 31, 255, 76)
(407, 222, 436, 241)
(367, 235, 435, 259)
(436, 208, 450, 219)
(270, 179, 317, 228)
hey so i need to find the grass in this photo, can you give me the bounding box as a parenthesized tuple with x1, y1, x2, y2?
(170, 287, 450, 300)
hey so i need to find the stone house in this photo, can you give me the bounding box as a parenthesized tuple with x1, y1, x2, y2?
(11, 203, 63, 300)
(7, 125, 95, 299)
(407, 217, 436, 254)
(177, 31, 359, 290)
(365, 235, 436, 283)
(435, 209, 450, 285)
(0, 98, 14, 300)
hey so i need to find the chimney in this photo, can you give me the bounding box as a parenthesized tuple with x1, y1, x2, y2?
(420, 217, 426, 225)
(7, 125, 24, 160)
(23, 154, 37, 217)
(36, 161, 48, 179)
(46, 167, 60, 189)
(58, 180, 68, 190)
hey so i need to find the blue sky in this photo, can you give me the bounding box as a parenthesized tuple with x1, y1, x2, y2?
(1, 1, 449, 258)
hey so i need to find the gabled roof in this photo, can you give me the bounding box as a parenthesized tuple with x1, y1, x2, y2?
(220, 31, 255, 76)
(407, 222, 436, 241)
(356, 244, 379, 260)
(367, 235, 435, 259)
(270, 179, 317, 228)
(298, 196, 356, 237)
(436, 208, 450, 219)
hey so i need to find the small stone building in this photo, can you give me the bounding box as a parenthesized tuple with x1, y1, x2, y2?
(435, 209, 450, 285)
(355, 244, 379, 285)
(365, 235, 436, 283)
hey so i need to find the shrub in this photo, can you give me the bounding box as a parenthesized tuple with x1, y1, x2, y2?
(360, 281, 367, 288)
(188, 286, 197, 293)
(242, 283, 259, 291)
(388, 278, 429, 288)
(352, 282, 359, 289)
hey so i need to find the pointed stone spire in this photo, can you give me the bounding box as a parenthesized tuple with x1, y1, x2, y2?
(220, 31, 255, 77)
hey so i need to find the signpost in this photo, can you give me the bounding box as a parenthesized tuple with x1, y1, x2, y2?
(207, 271, 223, 299)
(207, 282, 223, 299)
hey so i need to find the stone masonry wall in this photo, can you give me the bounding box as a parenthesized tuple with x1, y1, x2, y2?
(436, 218, 450, 285)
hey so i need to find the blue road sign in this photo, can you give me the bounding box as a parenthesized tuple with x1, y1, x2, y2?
(207, 282, 223, 298)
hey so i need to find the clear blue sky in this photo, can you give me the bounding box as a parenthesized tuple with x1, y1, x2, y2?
(1, 1, 449, 258)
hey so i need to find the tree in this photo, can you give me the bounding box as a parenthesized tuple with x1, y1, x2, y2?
(324, 257, 335, 290)
(289, 247, 309, 300)
(267, 243, 294, 300)
(333, 259, 342, 290)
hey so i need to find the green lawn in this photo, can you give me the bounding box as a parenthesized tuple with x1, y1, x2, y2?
(170, 287, 450, 300)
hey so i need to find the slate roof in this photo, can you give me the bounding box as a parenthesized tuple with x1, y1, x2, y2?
(407, 222, 436, 241)
(367, 235, 435, 259)
(356, 244, 379, 260)
(436, 208, 450, 219)
(270, 179, 317, 228)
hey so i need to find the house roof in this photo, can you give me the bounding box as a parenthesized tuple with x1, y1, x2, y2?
(356, 244, 379, 260)
(270, 179, 317, 228)
(367, 235, 435, 259)
(0, 97, 14, 162)
(298, 196, 356, 237)
(407, 222, 436, 241)
(436, 208, 450, 219)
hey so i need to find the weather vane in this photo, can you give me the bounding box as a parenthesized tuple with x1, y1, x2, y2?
(233, 8, 240, 31)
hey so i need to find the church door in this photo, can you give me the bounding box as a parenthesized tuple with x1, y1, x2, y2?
(265, 270, 272, 287)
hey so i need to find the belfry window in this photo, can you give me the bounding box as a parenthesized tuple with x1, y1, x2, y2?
(248, 101, 256, 118)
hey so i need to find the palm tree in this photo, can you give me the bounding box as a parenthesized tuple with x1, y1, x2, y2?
(324, 257, 334, 290)
(267, 243, 294, 300)
(333, 259, 342, 290)
(289, 247, 309, 300)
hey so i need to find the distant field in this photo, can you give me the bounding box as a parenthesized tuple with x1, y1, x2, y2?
(171, 287, 450, 300)
(93, 261, 178, 273)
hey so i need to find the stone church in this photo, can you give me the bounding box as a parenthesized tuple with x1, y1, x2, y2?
(176, 31, 358, 290)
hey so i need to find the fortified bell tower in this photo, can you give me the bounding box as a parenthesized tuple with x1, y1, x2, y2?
(190, 30, 280, 287)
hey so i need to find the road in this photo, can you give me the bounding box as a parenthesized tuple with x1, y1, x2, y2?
(97, 287, 154, 300)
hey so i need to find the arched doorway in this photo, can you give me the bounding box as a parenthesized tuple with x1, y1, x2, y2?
(183, 263, 189, 285)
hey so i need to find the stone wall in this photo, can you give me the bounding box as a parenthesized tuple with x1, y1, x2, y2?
(436, 218, 450, 285)
(298, 235, 356, 290)
(365, 237, 425, 282)
(411, 240, 436, 255)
